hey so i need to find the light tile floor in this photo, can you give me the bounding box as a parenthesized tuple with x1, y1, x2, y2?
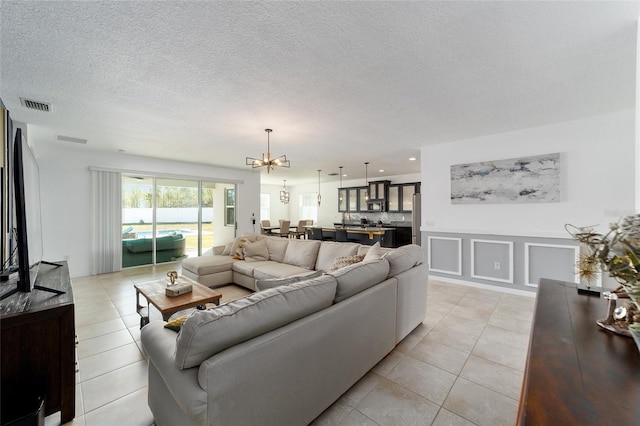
(46, 262, 535, 426)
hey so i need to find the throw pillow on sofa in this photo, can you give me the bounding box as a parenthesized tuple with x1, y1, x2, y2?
(243, 238, 269, 262)
(329, 254, 365, 272)
(231, 238, 251, 260)
(229, 233, 263, 259)
(221, 241, 233, 256)
(174, 274, 338, 369)
(363, 242, 384, 262)
(164, 315, 189, 332)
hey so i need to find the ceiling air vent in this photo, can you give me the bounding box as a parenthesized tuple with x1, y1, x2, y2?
(57, 135, 87, 144)
(20, 97, 51, 112)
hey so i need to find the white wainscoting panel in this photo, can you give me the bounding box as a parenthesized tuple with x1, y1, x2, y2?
(428, 236, 462, 276)
(470, 239, 514, 284)
(524, 243, 580, 287)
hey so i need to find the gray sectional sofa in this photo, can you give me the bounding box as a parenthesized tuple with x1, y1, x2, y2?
(141, 234, 428, 426)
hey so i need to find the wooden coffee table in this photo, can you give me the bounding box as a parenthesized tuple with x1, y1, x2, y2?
(134, 276, 222, 328)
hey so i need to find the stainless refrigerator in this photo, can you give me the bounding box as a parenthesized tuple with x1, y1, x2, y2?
(412, 192, 421, 245)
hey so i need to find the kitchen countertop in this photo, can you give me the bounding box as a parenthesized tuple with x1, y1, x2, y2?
(334, 222, 412, 228)
(315, 225, 395, 232)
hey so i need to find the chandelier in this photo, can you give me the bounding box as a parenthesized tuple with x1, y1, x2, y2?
(280, 179, 290, 204)
(245, 129, 290, 173)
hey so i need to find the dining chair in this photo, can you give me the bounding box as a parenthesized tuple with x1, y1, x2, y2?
(275, 220, 290, 238)
(260, 220, 271, 234)
(290, 220, 307, 239)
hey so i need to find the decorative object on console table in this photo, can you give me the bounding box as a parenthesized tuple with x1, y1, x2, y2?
(566, 214, 640, 350)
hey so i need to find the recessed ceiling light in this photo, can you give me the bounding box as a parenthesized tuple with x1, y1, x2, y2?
(343, 174, 347, 177)
(409, 157, 417, 161)
(378, 169, 384, 173)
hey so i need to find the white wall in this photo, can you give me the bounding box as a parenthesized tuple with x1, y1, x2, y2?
(32, 140, 260, 277)
(421, 110, 637, 237)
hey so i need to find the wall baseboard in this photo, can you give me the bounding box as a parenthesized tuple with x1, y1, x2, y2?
(429, 275, 536, 298)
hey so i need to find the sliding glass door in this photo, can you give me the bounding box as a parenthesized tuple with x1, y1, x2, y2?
(122, 176, 154, 268)
(121, 175, 235, 268)
(155, 178, 198, 265)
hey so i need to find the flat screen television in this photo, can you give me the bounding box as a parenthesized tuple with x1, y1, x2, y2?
(1, 128, 62, 300)
(13, 127, 43, 291)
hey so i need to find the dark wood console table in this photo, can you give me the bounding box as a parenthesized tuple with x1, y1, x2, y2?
(517, 279, 640, 425)
(1, 262, 75, 424)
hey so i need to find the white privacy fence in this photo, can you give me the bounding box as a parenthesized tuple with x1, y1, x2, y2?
(123, 208, 214, 224)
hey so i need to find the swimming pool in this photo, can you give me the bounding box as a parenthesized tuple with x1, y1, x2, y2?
(134, 229, 197, 238)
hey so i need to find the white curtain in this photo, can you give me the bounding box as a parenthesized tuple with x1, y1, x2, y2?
(91, 170, 122, 274)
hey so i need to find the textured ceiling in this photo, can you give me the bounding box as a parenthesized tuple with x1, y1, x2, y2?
(1, 1, 638, 185)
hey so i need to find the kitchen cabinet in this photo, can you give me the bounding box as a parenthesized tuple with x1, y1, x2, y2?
(358, 187, 368, 212)
(401, 183, 419, 212)
(368, 180, 390, 201)
(385, 182, 420, 213)
(338, 182, 419, 213)
(348, 188, 358, 212)
(387, 185, 400, 212)
(338, 189, 348, 212)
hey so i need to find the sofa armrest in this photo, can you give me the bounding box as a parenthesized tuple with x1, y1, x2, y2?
(394, 262, 428, 343)
(212, 246, 225, 255)
(141, 321, 207, 423)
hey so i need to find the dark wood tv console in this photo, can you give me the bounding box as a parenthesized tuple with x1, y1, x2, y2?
(517, 278, 640, 425)
(0, 262, 75, 424)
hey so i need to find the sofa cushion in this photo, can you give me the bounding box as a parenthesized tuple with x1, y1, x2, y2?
(255, 271, 323, 291)
(283, 239, 321, 270)
(329, 258, 390, 303)
(232, 260, 272, 277)
(243, 238, 269, 262)
(123, 238, 152, 253)
(174, 274, 338, 369)
(265, 237, 289, 263)
(329, 254, 365, 272)
(315, 241, 361, 272)
(382, 244, 424, 277)
(182, 255, 237, 276)
(252, 262, 313, 280)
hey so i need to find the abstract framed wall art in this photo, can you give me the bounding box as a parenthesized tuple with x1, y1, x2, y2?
(450, 153, 560, 204)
